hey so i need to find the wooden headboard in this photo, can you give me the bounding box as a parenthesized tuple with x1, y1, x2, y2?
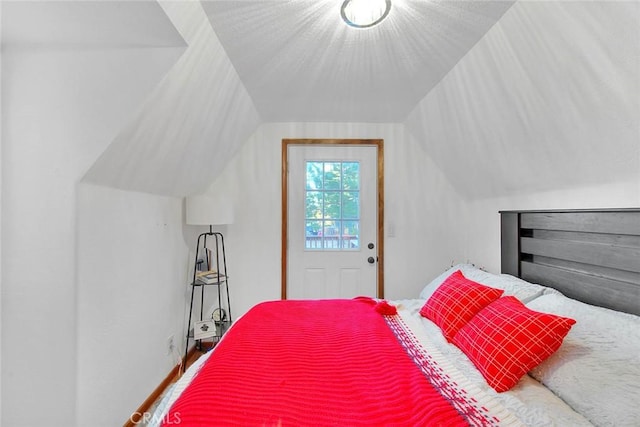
(500, 209, 640, 316)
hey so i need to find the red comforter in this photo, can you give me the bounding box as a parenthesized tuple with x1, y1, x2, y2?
(163, 299, 469, 426)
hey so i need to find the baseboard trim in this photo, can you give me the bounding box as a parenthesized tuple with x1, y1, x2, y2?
(123, 344, 209, 427)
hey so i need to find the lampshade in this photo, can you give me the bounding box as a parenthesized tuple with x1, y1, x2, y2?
(185, 195, 234, 226)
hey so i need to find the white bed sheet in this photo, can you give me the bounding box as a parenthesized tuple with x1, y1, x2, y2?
(396, 299, 593, 427)
(148, 350, 212, 427)
(419, 264, 553, 303)
(527, 293, 640, 427)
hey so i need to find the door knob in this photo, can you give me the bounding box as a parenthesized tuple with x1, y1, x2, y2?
(367, 256, 375, 264)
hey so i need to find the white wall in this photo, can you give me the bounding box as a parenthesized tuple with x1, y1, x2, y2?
(76, 184, 192, 426)
(1, 46, 181, 426)
(205, 122, 468, 317)
(463, 180, 640, 274)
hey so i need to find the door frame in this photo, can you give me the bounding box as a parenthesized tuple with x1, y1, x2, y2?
(281, 139, 384, 300)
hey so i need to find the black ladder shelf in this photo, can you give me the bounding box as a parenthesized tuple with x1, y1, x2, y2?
(183, 229, 231, 372)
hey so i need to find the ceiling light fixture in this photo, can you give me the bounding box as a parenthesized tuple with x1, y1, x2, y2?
(341, 0, 391, 29)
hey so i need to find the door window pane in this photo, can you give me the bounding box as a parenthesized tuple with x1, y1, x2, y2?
(305, 191, 322, 219)
(305, 161, 360, 251)
(342, 192, 359, 219)
(323, 220, 340, 249)
(342, 220, 359, 249)
(324, 192, 341, 219)
(306, 162, 323, 190)
(342, 162, 359, 190)
(323, 162, 341, 190)
(305, 220, 322, 249)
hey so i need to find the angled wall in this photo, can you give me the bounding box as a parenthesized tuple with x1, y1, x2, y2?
(83, 0, 262, 197)
(405, 1, 640, 272)
(405, 0, 639, 200)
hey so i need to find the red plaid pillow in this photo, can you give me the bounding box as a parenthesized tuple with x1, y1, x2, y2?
(452, 296, 576, 392)
(419, 270, 503, 342)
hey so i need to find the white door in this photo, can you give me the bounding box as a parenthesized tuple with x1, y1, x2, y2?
(287, 144, 379, 299)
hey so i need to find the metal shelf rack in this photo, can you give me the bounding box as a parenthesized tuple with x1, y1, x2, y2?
(183, 230, 231, 372)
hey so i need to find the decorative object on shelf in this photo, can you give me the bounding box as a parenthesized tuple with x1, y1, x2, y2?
(194, 320, 217, 340)
(183, 194, 234, 372)
(212, 308, 227, 323)
(196, 270, 227, 285)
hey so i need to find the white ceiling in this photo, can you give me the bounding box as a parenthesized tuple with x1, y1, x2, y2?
(1, 0, 185, 48)
(2, 0, 514, 123)
(3, 1, 637, 198)
(201, 0, 515, 122)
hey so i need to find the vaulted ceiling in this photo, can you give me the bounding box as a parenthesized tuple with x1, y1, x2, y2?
(2, 1, 184, 48)
(2, 0, 515, 124)
(201, 0, 514, 122)
(2, 1, 638, 198)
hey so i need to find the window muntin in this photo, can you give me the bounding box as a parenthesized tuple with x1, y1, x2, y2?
(305, 161, 360, 250)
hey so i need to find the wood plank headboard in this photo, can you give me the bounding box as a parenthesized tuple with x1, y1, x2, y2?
(500, 209, 640, 316)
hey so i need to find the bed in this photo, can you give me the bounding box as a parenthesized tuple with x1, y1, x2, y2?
(151, 209, 639, 426)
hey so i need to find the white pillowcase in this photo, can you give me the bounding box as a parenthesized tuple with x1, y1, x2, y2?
(419, 264, 547, 303)
(527, 293, 640, 427)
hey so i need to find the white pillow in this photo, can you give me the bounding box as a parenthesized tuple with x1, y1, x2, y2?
(419, 264, 546, 303)
(527, 293, 640, 427)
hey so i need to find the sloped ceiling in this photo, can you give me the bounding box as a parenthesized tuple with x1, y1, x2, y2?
(41, 0, 516, 196)
(2, 1, 185, 48)
(82, 0, 262, 197)
(405, 0, 640, 199)
(4, 1, 638, 199)
(201, 0, 514, 122)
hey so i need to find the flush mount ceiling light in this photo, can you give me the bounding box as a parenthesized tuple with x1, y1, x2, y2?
(341, 0, 392, 29)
